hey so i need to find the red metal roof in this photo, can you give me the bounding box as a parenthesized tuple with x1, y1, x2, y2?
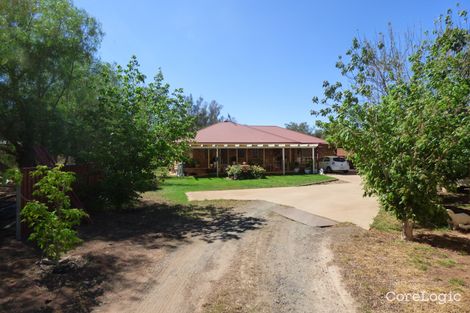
(194, 122, 326, 144)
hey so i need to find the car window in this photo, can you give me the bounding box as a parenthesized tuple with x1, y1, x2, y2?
(323, 157, 329, 162)
(333, 157, 346, 162)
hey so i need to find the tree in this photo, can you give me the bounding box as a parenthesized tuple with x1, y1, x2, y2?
(187, 95, 235, 130)
(72, 57, 194, 207)
(314, 8, 470, 240)
(285, 122, 315, 135)
(21, 165, 88, 260)
(0, 0, 102, 167)
(285, 122, 324, 138)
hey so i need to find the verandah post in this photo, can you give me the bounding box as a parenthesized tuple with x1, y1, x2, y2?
(216, 148, 219, 177)
(282, 148, 285, 175)
(263, 148, 266, 169)
(312, 146, 315, 173)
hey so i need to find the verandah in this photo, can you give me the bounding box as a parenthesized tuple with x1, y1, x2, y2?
(187, 145, 318, 176)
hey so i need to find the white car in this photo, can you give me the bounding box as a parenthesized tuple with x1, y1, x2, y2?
(319, 156, 350, 173)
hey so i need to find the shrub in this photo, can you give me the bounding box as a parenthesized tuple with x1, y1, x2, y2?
(226, 164, 266, 180)
(21, 165, 88, 261)
(250, 165, 266, 179)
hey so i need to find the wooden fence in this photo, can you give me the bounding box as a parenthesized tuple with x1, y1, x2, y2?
(20, 164, 100, 210)
(17, 164, 100, 240)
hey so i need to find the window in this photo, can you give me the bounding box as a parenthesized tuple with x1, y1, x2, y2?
(333, 157, 346, 162)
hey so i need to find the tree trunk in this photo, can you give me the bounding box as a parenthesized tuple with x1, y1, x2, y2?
(402, 219, 414, 240)
(16, 144, 36, 168)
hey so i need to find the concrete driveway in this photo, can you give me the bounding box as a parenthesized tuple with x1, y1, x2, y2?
(187, 175, 379, 229)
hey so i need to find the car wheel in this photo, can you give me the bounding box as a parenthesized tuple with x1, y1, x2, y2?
(326, 166, 332, 173)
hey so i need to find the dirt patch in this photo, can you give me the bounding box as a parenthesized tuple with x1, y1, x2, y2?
(2, 198, 359, 313)
(330, 225, 470, 313)
(0, 242, 112, 313)
(203, 208, 356, 313)
(0, 200, 264, 313)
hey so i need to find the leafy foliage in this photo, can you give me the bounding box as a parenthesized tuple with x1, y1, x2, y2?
(21, 165, 88, 260)
(284, 122, 314, 135)
(0, 0, 102, 166)
(226, 164, 266, 180)
(187, 95, 236, 130)
(314, 8, 470, 239)
(250, 165, 267, 179)
(0, 1, 196, 209)
(72, 57, 194, 207)
(0, 167, 22, 185)
(284, 122, 324, 138)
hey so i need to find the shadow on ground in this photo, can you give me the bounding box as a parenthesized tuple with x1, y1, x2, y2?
(81, 202, 266, 245)
(1, 201, 265, 313)
(0, 246, 150, 313)
(415, 232, 470, 255)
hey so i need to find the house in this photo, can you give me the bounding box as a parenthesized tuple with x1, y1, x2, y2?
(185, 121, 335, 176)
(336, 148, 349, 158)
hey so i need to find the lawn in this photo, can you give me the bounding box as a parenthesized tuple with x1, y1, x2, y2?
(147, 174, 336, 204)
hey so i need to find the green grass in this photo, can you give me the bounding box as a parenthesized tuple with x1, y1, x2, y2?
(409, 254, 432, 271)
(449, 278, 466, 287)
(370, 208, 402, 232)
(437, 258, 457, 268)
(148, 174, 336, 204)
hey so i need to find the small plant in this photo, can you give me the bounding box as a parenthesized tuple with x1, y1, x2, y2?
(226, 164, 249, 179)
(250, 165, 266, 179)
(226, 164, 266, 180)
(21, 165, 88, 261)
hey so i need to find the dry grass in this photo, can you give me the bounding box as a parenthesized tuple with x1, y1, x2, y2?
(331, 211, 470, 313)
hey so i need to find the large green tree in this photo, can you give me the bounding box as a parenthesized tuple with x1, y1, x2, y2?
(0, 0, 102, 166)
(314, 9, 470, 240)
(72, 57, 194, 207)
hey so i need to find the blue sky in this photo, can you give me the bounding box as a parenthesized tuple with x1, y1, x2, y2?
(75, 0, 466, 127)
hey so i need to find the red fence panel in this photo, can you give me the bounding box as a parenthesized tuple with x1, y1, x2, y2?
(20, 165, 100, 210)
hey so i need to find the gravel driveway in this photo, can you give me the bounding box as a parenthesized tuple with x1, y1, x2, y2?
(95, 201, 356, 313)
(187, 174, 379, 229)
